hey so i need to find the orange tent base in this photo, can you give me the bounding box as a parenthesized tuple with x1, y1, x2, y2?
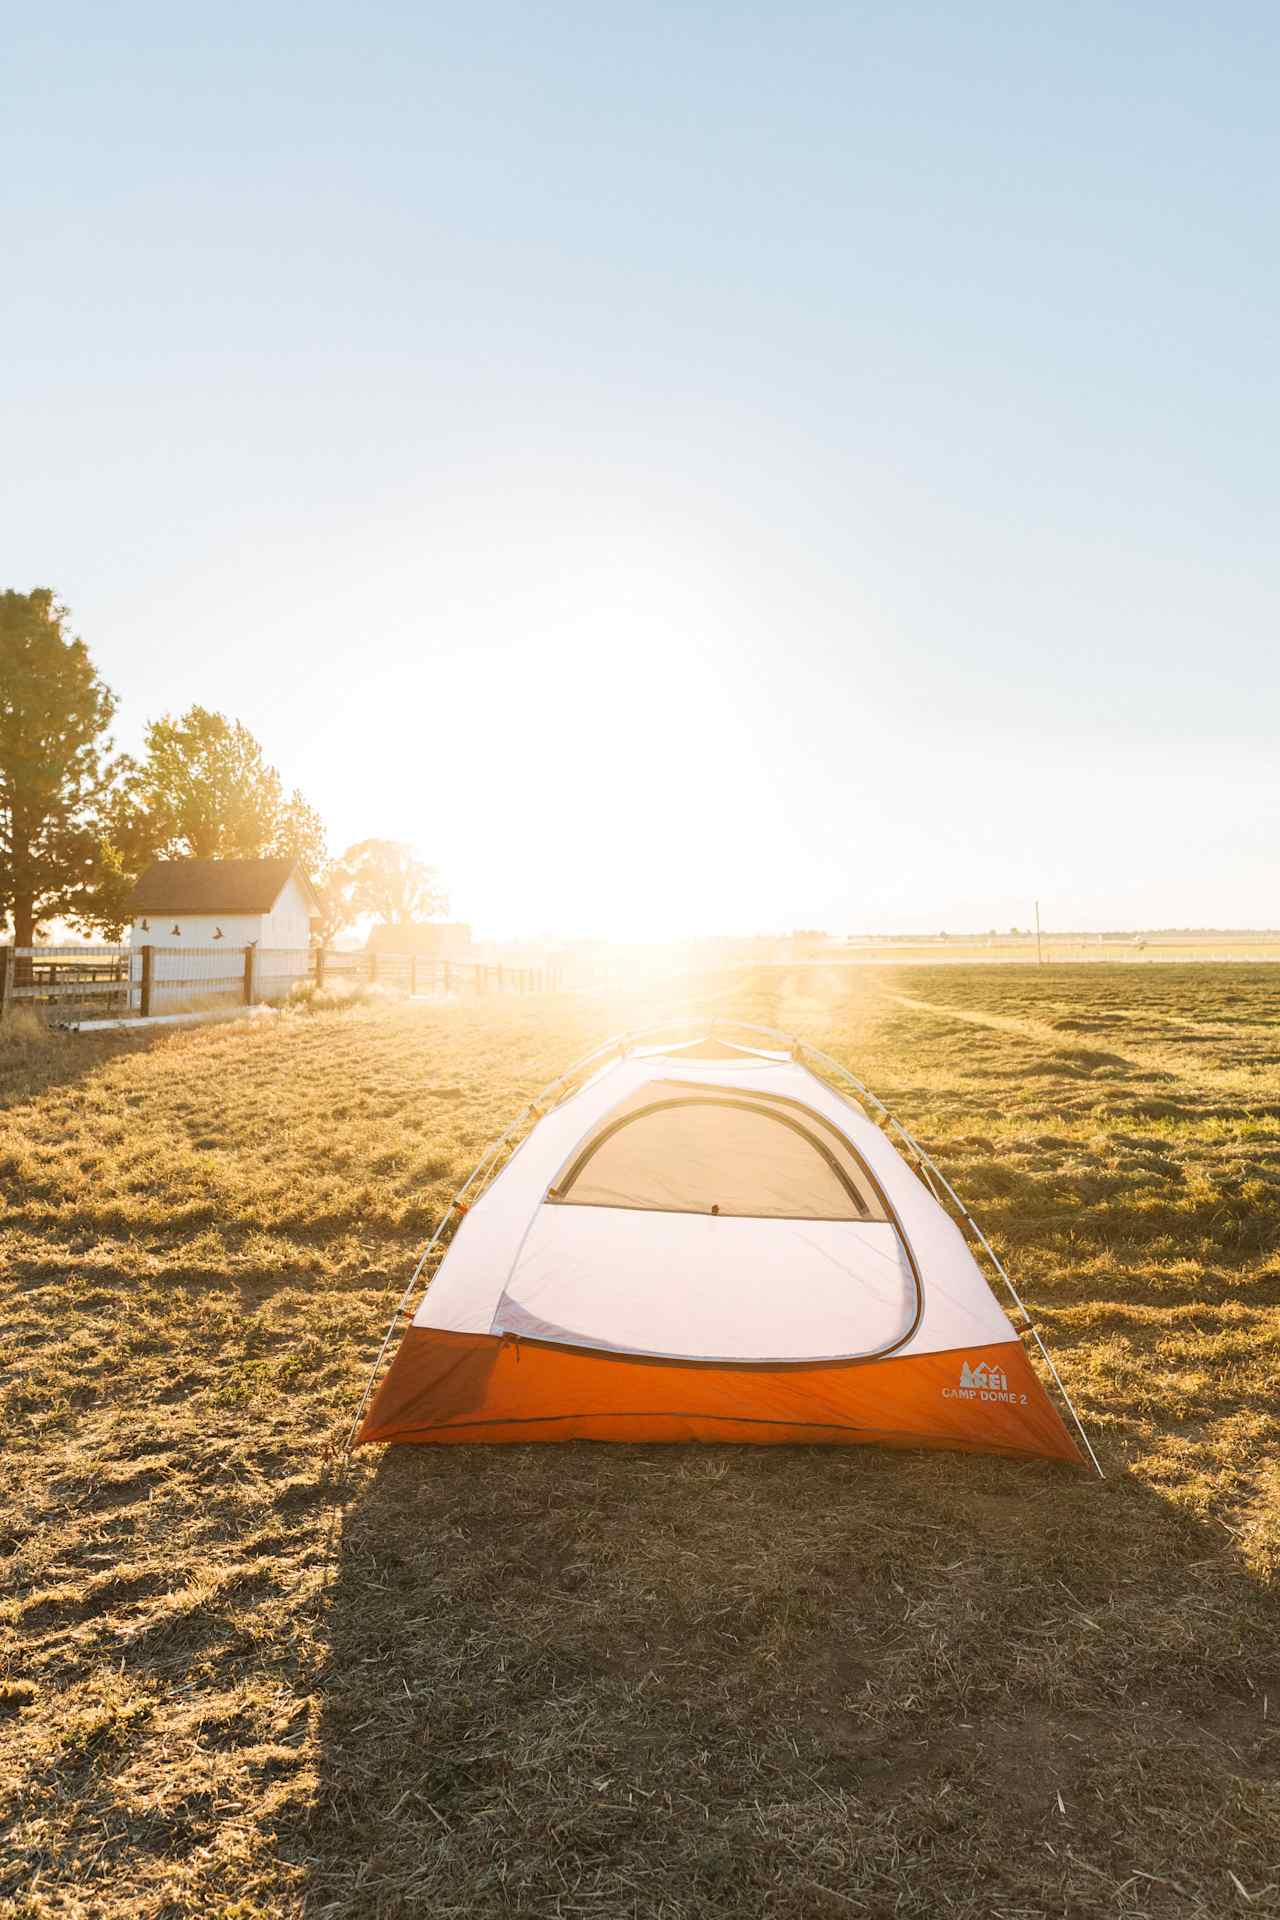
(356, 1327, 1084, 1466)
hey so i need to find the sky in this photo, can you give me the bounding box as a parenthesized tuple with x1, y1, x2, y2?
(5, 3, 1278, 939)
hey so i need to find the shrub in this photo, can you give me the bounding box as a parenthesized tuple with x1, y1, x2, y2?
(0, 1005, 53, 1055)
(285, 977, 375, 1016)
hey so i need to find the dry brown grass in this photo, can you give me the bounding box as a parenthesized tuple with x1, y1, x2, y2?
(2, 967, 1278, 1917)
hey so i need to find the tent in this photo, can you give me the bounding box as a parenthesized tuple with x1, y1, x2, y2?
(352, 1024, 1097, 1469)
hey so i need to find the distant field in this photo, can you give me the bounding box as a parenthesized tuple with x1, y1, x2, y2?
(2, 966, 1278, 1917)
(789, 938, 1280, 966)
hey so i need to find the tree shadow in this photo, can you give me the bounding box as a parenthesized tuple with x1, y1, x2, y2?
(0, 1019, 172, 1108)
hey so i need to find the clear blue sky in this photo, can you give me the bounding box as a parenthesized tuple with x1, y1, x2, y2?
(6, 3, 1277, 936)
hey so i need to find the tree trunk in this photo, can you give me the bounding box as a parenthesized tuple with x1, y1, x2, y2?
(12, 895, 34, 988)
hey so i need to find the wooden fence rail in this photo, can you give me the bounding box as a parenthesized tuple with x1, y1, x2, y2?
(0, 944, 564, 1025)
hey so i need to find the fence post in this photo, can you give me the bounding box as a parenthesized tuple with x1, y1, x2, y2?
(443, 959, 451, 994)
(315, 947, 326, 989)
(0, 945, 11, 1020)
(243, 944, 256, 1006)
(369, 950, 379, 986)
(497, 964, 504, 993)
(410, 955, 418, 996)
(140, 944, 154, 1019)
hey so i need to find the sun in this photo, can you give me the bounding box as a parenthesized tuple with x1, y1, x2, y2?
(319, 611, 790, 942)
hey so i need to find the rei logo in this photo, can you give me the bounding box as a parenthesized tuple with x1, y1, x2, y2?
(943, 1356, 1024, 1406)
(960, 1359, 1007, 1392)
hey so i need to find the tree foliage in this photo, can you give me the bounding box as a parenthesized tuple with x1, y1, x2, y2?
(310, 858, 359, 948)
(342, 839, 447, 928)
(128, 707, 327, 871)
(0, 590, 120, 947)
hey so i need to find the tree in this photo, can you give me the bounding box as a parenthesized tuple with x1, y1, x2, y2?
(0, 590, 120, 949)
(126, 706, 327, 872)
(83, 836, 139, 942)
(311, 855, 359, 948)
(273, 786, 328, 875)
(81, 707, 328, 936)
(343, 839, 447, 928)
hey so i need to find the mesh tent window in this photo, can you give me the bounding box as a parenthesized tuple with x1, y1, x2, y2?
(547, 1083, 891, 1221)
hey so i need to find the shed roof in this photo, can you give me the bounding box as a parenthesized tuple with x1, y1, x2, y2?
(128, 858, 320, 916)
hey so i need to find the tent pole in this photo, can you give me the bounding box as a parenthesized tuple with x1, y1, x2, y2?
(343, 1028, 643, 1453)
(609, 1020, 1103, 1477)
(789, 1040, 1105, 1479)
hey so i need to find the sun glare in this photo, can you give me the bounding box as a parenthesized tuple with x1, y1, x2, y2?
(318, 598, 797, 942)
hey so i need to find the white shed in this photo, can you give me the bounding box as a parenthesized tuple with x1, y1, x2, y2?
(127, 858, 320, 1004)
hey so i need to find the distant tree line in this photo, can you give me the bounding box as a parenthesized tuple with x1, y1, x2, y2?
(0, 588, 445, 946)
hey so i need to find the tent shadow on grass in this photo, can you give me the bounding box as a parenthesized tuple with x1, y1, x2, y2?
(296, 1439, 1280, 1918)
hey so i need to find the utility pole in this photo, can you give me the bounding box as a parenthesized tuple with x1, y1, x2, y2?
(1034, 900, 1043, 966)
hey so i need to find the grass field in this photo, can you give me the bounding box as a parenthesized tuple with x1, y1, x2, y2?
(3, 966, 1278, 1918)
